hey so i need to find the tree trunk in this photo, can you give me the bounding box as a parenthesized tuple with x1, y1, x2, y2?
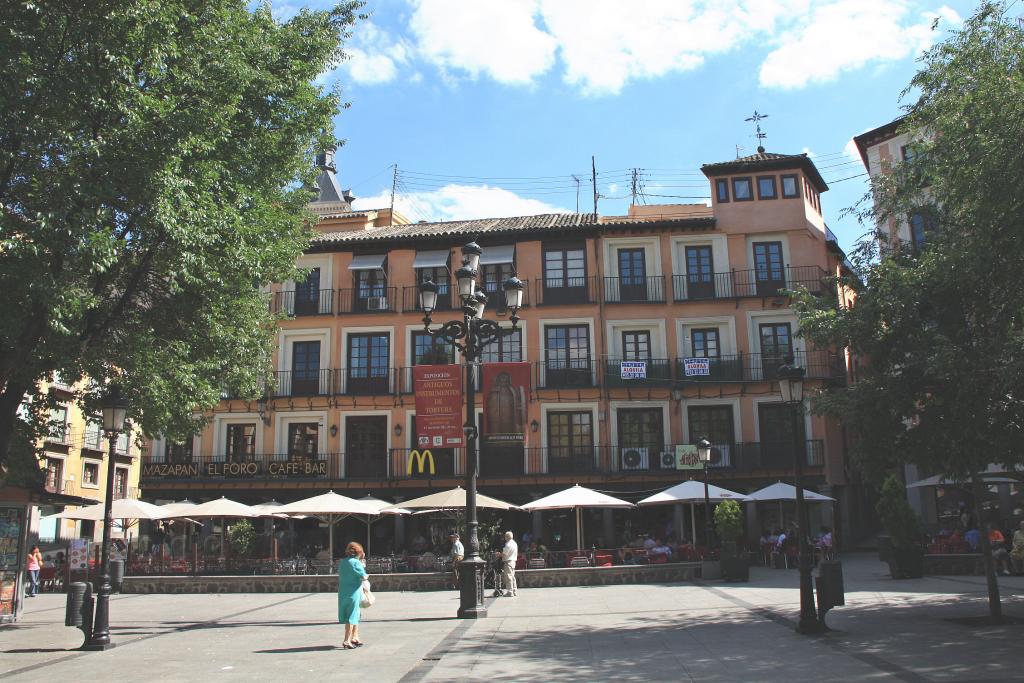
(971, 472, 1002, 623)
(0, 381, 32, 473)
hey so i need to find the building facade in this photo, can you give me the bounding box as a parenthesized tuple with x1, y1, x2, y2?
(140, 149, 859, 548)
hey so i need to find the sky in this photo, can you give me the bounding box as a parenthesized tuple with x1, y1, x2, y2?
(271, 0, 978, 253)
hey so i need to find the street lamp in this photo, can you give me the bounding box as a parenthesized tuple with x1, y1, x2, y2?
(418, 244, 524, 619)
(697, 438, 715, 549)
(83, 384, 129, 650)
(777, 363, 824, 635)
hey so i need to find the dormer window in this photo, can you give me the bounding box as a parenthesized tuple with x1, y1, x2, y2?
(732, 177, 753, 201)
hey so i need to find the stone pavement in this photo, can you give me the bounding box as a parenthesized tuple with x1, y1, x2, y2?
(3, 553, 1023, 682)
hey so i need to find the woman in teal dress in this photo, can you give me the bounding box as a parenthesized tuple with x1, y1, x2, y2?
(338, 541, 368, 649)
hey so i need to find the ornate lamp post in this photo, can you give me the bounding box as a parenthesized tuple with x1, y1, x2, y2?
(777, 363, 824, 635)
(696, 438, 715, 549)
(418, 242, 524, 619)
(83, 384, 129, 650)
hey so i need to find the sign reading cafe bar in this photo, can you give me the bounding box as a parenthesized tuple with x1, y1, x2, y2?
(142, 459, 329, 478)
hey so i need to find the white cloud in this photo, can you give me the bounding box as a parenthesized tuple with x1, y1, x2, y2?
(759, 1, 959, 89)
(409, 0, 557, 85)
(353, 184, 569, 222)
(337, 21, 413, 86)
(843, 137, 861, 162)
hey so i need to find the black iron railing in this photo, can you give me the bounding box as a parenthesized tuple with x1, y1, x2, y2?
(272, 369, 335, 397)
(389, 448, 464, 479)
(602, 276, 666, 304)
(673, 266, 827, 302)
(537, 359, 597, 388)
(604, 358, 673, 386)
(339, 367, 397, 395)
(337, 287, 398, 314)
(536, 275, 598, 306)
(402, 284, 457, 313)
(271, 289, 334, 316)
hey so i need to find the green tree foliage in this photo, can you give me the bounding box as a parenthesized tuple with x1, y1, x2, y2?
(714, 499, 744, 556)
(0, 0, 363, 475)
(793, 2, 1022, 619)
(876, 475, 923, 550)
(228, 519, 256, 558)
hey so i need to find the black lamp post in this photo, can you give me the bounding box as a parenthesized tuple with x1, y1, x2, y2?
(418, 242, 524, 619)
(83, 384, 128, 650)
(696, 438, 715, 549)
(777, 363, 824, 635)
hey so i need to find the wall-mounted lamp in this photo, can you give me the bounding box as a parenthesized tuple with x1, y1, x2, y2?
(329, 424, 338, 438)
(256, 397, 271, 426)
(394, 423, 403, 437)
(530, 419, 539, 433)
(671, 388, 684, 403)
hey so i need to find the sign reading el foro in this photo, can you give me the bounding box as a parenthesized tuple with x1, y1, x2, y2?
(413, 364, 466, 448)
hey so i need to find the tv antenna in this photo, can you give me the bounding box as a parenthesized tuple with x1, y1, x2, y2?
(745, 111, 769, 153)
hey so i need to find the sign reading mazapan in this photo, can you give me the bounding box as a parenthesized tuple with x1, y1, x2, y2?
(407, 449, 436, 475)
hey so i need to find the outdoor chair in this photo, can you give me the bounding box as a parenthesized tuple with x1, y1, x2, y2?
(39, 567, 56, 591)
(648, 553, 668, 565)
(594, 553, 613, 567)
(515, 555, 526, 570)
(527, 556, 547, 569)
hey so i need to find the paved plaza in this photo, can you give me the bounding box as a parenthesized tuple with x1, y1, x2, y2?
(3, 553, 1024, 682)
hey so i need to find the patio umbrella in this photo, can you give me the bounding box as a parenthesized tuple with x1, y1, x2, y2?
(391, 486, 517, 511)
(356, 496, 411, 556)
(520, 485, 634, 551)
(276, 492, 377, 563)
(49, 498, 165, 521)
(155, 497, 257, 558)
(638, 480, 749, 545)
(906, 473, 1018, 488)
(745, 482, 836, 535)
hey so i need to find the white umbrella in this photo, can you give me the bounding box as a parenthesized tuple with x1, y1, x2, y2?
(355, 496, 411, 556)
(521, 485, 634, 551)
(638, 480, 749, 544)
(393, 486, 517, 511)
(746, 482, 835, 536)
(277, 492, 377, 562)
(906, 473, 1018, 488)
(49, 498, 165, 521)
(157, 500, 197, 517)
(157, 496, 257, 518)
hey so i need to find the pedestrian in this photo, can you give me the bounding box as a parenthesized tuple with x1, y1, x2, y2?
(449, 532, 464, 589)
(338, 541, 368, 649)
(500, 530, 518, 597)
(1011, 521, 1024, 575)
(26, 545, 42, 597)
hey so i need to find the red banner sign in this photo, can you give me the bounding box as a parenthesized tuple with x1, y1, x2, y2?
(482, 362, 530, 446)
(413, 364, 465, 448)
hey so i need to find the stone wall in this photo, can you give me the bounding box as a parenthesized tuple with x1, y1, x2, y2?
(121, 562, 700, 594)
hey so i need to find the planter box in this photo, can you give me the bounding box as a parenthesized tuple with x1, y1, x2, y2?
(701, 560, 721, 580)
(721, 556, 749, 582)
(887, 545, 924, 579)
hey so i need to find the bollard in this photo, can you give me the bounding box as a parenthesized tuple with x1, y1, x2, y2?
(110, 559, 124, 594)
(815, 560, 845, 628)
(65, 582, 95, 642)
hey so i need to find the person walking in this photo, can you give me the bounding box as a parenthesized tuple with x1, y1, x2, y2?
(26, 545, 42, 597)
(449, 533, 464, 589)
(500, 531, 518, 597)
(338, 541, 368, 649)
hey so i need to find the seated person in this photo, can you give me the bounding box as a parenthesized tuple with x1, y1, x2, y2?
(618, 533, 646, 563)
(964, 527, 981, 551)
(774, 529, 788, 552)
(989, 528, 1012, 575)
(817, 526, 834, 551)
(649, 539, 673, 560)
(642, 534, 657, 551)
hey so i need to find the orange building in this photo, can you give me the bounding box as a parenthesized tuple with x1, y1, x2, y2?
(140, 148, 861, 547)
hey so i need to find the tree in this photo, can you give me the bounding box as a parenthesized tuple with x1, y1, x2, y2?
(793, 2, 1024, 622)
(228, 519, 256, 558)
(0, 0, 363, 477)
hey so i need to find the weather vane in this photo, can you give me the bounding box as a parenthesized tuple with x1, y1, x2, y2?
(745, 110, 769, 153)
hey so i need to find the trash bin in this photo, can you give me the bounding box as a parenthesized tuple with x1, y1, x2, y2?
(815, 560, 845, 626)
(109, 559, 124, 594)
(65, 582, 95, 639)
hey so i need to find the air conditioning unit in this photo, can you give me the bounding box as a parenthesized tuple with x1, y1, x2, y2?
(660, 451, 676, 469)
(620, 447, 649, 471)
(366, 296, 388, 311)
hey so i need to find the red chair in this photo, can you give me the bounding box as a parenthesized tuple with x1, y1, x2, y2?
(648, 553, 668, 564)
(594, 553, 613, 567)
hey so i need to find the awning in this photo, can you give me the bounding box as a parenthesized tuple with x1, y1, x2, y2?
(413, 249, 451, 269)
(348, 254, 386, 270)
(478, 244, 515, 266)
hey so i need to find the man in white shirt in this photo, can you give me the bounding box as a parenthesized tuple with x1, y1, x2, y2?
(449, 533, 464, 590)
(500, 530, 518, 597)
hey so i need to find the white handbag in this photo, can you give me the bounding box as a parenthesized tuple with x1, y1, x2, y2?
(360, 579, 375, 608)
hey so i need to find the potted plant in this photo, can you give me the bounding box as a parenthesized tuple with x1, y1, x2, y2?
(228, 519, 256, 560)
(715, 499, 749, 582)
(876, 475, 925, 578)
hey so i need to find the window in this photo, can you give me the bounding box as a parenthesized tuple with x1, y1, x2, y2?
(542, 243, 588, 303)
(690, 329, 720, 358)
(758, 403, 799, 467)
(116, 432, 129, 454)
(480, 329, 522, 363)
(84, 420, 102, 450)
(908, 210, 935, 253)
(752, 241, 785, 295)
(900, 144, 915, 163)
(617, 409, 664, 470)
(45, 458, 63, 491)
(688, 405, 734, 446)
(684, 245, 715, 299)
(288, 340, 322, 395)
(622, 331, 651, 361)
(347, 333, 390, 393)
(757, 176, 777, 200)
(48, 405, 68, 443)
(544, 325, 592, 387)
(781, 174, 799, 198)
(294, 267, 321, 316)
(482, 262, 516, 308)
(715, 178, 729, 203)
(287, 423, 319, 460)
(759, 323, 793, 381)
(114, 468, 128, 499)
(354, 268, 387, 311)
(226, 423, 256, 462)
(547, 411, 594, 473)
(166, 439, 193, 463)
(615, 248, 649, 302)
(83, 461, 99, 486)
(732, 177, 753, 201)
(412, 331, 455, 365)
(417, 266, 450, 310)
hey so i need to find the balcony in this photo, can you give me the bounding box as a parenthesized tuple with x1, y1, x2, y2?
(388, 448, 464, 480)
(604, 358, 673, 387)
(482, 278, 531, 312)
(537, 360, 596, 389)
(272, 369, 336, 397)
(271, 289, 334, 316)
(402, 283, 457, 313)
(675, 350, 844, 383)
(339, 367, 396, 396)
(337, 287, 397, 314)
(675, 355, 745, 383)
(672, 266, 827, 302)
(602, 276, 666, 304)
(536, 276, 598, 306)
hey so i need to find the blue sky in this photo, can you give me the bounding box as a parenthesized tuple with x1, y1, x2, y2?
(273, 0, 976, 252)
